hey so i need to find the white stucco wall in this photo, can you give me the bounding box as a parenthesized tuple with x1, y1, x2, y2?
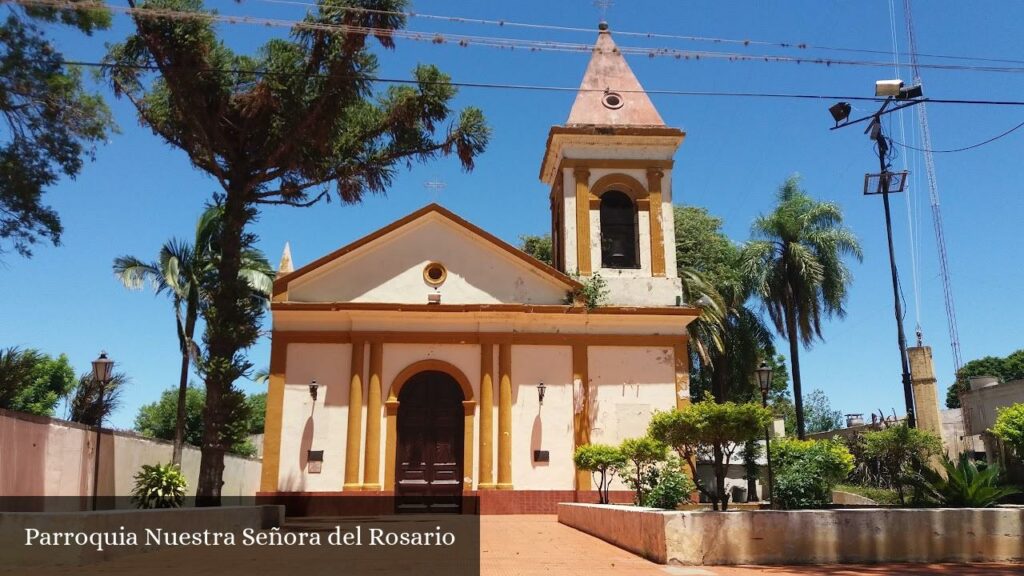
(278, 343, 351, 492)
(588, 346, 677, 490)
(287, 214, 569, 305)
(511, 346, 575, 490)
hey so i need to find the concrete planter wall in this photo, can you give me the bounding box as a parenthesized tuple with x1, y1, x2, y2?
(558, 503, 1024, 565)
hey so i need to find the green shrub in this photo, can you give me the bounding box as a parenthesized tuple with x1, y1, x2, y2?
(642, 456, 696, 510)
(992, 403, 1024, 458)
(863, 424, 942, 504)
(917, 454, 1021, 507)
(619, 436, 667, 505)
(770, 438, 853, 509)
(573, 443, 625, 504)
(131, 463, 187, 509)
(834, 483, 901, 505)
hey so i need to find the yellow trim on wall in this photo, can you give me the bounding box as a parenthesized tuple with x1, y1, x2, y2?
(478, 343, 495, 489)
(589, 172, 649, 202)
(343, 340, 364, 490)
(574, 167, 592, 275)
(497, 342, 513, 489)
(383, 399, 399, 490)
(462, 400, 476, 490)
(387, 359, 474, 402)
(572, 344, 591, 491)
(259, 339, 288, 492)
(362, 341, 383, 491)
(673, 340, 691, 409)
(647, 168, 667, 277)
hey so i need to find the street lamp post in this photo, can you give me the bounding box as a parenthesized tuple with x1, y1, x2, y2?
(755, 361, 774, 509)
(829, 81, 924, 429)
(90, 351, 114, 511)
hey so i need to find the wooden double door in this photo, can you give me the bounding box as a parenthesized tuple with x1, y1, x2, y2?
(395, 371, 464, 513)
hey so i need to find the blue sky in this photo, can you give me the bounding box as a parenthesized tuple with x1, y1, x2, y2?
(3, 1, 1023, 429)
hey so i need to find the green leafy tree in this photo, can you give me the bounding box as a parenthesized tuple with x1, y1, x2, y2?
(573, 444, 625, 504)
(0, 2, 113, 258)
(66, 371, 129, 426)
(0, 347, 76, 416)
(863, 424, 943, 504)
(114, 205, 273, 465)
(135, 385, 259, 456)
(803, 388, 843, 434)
(918, 454, 1020, 507)
(946, 350, 1024, 408)
(104, 0, 488, 503)
(618, 436, 667, 506)
(741, 176, 862, 439)
(519, 234, 552, 266)
(642, 455, 696, 510)
(991, 403, 1024, 458)
(770, 437, 854, 509)
(649, 400, 772, 510)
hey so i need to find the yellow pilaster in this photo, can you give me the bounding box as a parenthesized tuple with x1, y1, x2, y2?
(647, 168, 667, 277)
(574, 167, 592, 275)
(478, 343, 495, 489)
(497, 342, 513, 489)
(383, 399, 399, 491)
(343, 340, 364, 490)
(259, 337, 288, 492)
(572, 344, 591, 490)
(673, 340, 691, 409)
(463, 400, 476, 489)
(362, 341, 383, 490)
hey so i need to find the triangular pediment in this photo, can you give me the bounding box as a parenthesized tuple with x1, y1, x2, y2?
(274, 204, 581, 305)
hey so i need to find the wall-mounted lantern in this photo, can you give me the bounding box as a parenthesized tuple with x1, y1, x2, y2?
(537, 381, 547, 406)
(309, 379, 319, 402)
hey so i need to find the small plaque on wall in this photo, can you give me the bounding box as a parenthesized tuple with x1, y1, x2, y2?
(533, 450, 550, 463)
(307, 450, 324, 474)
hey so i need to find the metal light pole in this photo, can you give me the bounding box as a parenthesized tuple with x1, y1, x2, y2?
(756, 361, 774, 509)
(90, 351, 114, 510)
(830, 82, 924, 428)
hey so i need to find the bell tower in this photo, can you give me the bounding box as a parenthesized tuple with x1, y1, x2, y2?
(539, 23, 685, 306)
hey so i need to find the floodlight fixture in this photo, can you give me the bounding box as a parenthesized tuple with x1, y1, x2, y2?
(828, 102, 852, 126)
(897, 83, 924, 100)
(875, 79, 904, 97)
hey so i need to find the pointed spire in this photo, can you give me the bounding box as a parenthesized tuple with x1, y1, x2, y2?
(566, 24, 665, 127)
(277, 242, 294, 278)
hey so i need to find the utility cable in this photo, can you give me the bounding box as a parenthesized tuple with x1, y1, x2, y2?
(889, 120, 1024, 153)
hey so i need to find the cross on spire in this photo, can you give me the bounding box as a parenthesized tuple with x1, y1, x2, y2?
(593, 0, 613, 24)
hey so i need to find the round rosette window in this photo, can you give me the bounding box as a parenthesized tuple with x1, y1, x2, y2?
(602, 91, 624, 110)
(423, 262, 447, 286)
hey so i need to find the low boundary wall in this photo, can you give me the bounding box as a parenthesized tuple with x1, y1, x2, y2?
(1, 505, 284, 566)
(558, 503, 1024, 565)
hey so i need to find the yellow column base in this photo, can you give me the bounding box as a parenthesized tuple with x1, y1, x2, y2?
(496, 483, 514, 490)
(343, 483, 363, 491)
(477, 483, 497, 490)
(361, 484, 382, 491)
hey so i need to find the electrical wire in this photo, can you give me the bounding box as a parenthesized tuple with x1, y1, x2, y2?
(15, 0, 1024, 75)
(48, 58, 1024, 107)
(254, 0, 1024, 68)
(889, 120, 1024, 153)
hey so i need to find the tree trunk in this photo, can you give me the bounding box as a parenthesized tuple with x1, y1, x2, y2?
(171, 350, 189, 466)
(785, 302, 806, 440)
(713, 444, 729, 511)
(196, 187, 254, 505)
(710, 348, 729, 404)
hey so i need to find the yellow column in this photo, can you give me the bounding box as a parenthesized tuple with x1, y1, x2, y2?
(574, 167, 592, 275)
(572, 344, 591, 490)
(673, 340, 691, 409)
(383, 399, 399, 491)
(343, 340, 364, 490)
(362, 341, 383, 490)
(463, 400, 476, 489)
(259, 336, 288, 492)
(647, 168, 667, 277)
(497, 342, 513, 489)
(478, 343, 495, 489)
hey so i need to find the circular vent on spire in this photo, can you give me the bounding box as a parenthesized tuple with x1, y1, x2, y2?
(602, 91, 624, 110)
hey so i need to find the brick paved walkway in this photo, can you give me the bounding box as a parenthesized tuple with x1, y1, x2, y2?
(481, 515, 1024, 576)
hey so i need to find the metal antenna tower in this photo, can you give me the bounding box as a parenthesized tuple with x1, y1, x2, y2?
(902, 0, 964, 378)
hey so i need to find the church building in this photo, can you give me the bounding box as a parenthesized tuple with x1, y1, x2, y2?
(259, 24, 699, 513)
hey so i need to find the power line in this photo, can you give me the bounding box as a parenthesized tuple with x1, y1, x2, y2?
(890, 119, 1024, 153)
(50, 58, 1024, 106)
(16, 0, 1024, 75)
(255, 0, 1024, 68)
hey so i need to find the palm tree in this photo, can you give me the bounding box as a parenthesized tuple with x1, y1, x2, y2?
(741, 176, 862, 439)
(114, 205, 273, 464)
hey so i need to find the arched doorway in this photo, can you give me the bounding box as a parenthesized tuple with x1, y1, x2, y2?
(395, 370, 465, 512)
